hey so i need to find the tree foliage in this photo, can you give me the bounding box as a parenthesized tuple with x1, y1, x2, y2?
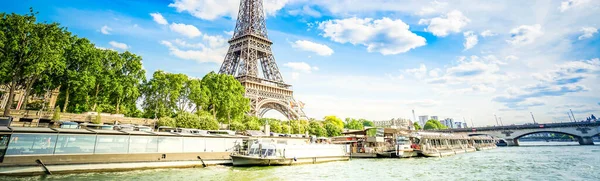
(413, 122, 422, 130)
(308, 121, 327, 137)
(324, 115, 344, 130)
(157, 117, 176, 127)
(175, 112, 200, 129)
(362, 119, 375, 127)
(423, 119, 447, 130)
(52, 106, 61, 121)
(324, 122, 342, 137)
(0, 9, 69, 115)
(199, 72, 250, 123)
(344, 118, 364, 130)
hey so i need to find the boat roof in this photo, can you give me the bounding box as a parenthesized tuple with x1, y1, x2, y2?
(0, 126, 247, 138)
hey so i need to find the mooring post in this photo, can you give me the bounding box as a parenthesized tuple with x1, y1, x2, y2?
(35, 159, 52, 175)
(197, 156, 207, 167)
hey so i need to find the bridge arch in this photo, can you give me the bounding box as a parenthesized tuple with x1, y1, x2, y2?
(256, 98, 299, 120)
(512, 131, 581, 140)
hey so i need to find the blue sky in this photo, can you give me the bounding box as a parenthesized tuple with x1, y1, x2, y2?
(4, 0, 600, 126)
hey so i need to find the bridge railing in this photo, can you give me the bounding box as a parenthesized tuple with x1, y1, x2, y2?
(440, 121, 600, 132)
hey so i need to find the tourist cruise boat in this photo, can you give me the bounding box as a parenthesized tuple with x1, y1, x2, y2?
(414, 132, 496, 157)
(230, 137, 349, 166)
(0, 126, 245, 175)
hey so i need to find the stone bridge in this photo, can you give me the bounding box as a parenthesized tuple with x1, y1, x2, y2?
(437, 122, 600, 146)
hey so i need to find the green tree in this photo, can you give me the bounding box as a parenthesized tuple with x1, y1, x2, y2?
(57, 37, 99, 113)
(281, 124, 291, 134)
(423, 119, 447, 130)
(157, 117, 176, 127)
(198, 111, 219, 130)
(269, 119, 282, 133)
(423, 121, 438, 130)
(366, 128, 377, 136)
(110, 51, 145, 115)
(324, 115, 344, 130)
(413, 122, 422, 130)
(0, 9, 67, 115)
(200, 72, 249, 123)
(141, 71, 188, 118)
(229, 120, 246, 131)
(92, 112, 102, 124)
(308, 121, 326, 137)
(175, 112, 200, 129)
(344, 118, 364, 130)
(52, 106, 61, 121)
(324, 122, 342, 137)
(243, 115, 261, 130)
(361, 119, 375, 127)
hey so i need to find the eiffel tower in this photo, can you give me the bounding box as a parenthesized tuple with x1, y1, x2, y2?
(219, 0, 306, 120)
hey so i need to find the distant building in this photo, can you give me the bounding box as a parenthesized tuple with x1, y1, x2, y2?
(431, 116, 439, 121)
(418, 115, 429, 126)
(454, 121, 463, 128)
(373, 118, 412, 129)
(442, 118, 454, 128)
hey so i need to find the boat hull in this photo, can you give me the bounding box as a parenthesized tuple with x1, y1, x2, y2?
(231, 155, 349, 166)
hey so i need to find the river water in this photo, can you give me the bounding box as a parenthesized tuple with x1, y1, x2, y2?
(3, 142, 600, 181)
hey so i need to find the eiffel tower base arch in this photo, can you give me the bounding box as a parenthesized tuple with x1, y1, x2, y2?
(255, 98, 300, 120)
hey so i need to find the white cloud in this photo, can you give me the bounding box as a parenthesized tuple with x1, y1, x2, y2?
(100, 25, 112, 35)
(150, 12, 168, 25)
(109, 41, 129, 50)
(559, 0, 591, 12)
(160, 34, 229, 64)
(405, 64, 428, 79)
(416, 0, 448, 16)
(505, 55, 519, 61)
(418, 10, 470, 37)
(578, 27, 598, 40)
(480, 30, 495, 37)
(426, 55, 512, 85)
(288, 5, 321, 17)
(224, 31, 234, 36)
(284, 62, 319, 73)
(168, 0, 290, 20)
(291, 40, 334, 56)
(318, 17, 426, 55)
(428, 68, 441, 77)
(169, 23, 202, 38)
(463, 31, 478, 50)
(507, 24, 544, 45)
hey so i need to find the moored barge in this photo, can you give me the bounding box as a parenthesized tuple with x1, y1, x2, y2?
(0, 126, 244, 175)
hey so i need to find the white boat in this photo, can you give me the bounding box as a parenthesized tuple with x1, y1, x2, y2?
(395, 136, 417, 158)
(231, 138, 349, 166)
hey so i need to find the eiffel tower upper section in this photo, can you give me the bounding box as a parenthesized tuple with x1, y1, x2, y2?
(218, 0, 287, 88)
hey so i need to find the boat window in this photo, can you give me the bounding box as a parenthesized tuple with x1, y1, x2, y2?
(266, 149, 274, 156)
(249, 148, 257, 155)
(261, 149, 267, 156)
(0, 135, 9, 162)
(95, 135, 129, 154)
(54, 134, 97, 154)
(129, 136, 158, 153)
(158, 137, 183, 153)
(5, 134, 57, 155)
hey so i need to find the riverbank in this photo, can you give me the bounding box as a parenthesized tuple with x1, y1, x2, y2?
(2, 142, 598, 181)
